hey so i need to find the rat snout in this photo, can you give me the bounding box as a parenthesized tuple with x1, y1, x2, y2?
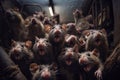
(41, 69, 51, 79)
(54, 29, 61, 35)
(79, 56, 88, 64)
(38, 44, 44, 49)
(13, 47, 21, 53)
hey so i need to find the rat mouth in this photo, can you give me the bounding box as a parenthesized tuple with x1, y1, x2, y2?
(83, 64, 92, 72)
(79, 62, 92, 72)
(65, 57, 73, 65)
(41, 77, 51, 80)
(41, 72, 51, 80)
(96, 38, 100, 42)
(55, 34, 60, 38)
(38, 44, 45, 55)
(65, 60, 72, 66)
(38, 48, 45, 55)
(95, 38, 101, 46)
(15, 55, 21, 60)
(54, 34, 61, 42)
(42, 75, 50, 80)
(13, 52, 23, 60)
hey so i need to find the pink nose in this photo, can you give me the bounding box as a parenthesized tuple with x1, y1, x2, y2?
(79, 39, 84, 45)
(41, 72, 51, 78)
(38, 44, 43, 48)
(67, 53, 72, 57)
(96, 34, 101, 38)
(13, 49, 19, 53)
(55, 30, 61, 34)
(44, 74, 50, 78)
(79, 59, 85, 63)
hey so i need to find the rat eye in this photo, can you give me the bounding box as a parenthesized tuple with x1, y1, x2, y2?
(87, 53, 90, 56)
(45, 39, 49, 42)
(78, 54, 81, 58)
(21, 44, 24, 47)
(52, 26, 55, 29)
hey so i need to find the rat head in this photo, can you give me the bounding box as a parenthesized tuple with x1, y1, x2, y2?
(5, 9, 24, 24)
(40, 65, 56, 80)
(9, 40, 33, 61)
(49, 25, 65, 44)
(33, 37, 51, 56)
(34, 11, 45, 21)
(78, 49, 100, 72)
(33, 64, 57, 80)
(85, 29, 107, 47)
(43, 17, 53, 25)
(73, 9, 83, 19)
(66, 23, 77, 34)
(60, 45, 79, 66)
(65, 34, 78, 47)
(77, 20, 91, 30)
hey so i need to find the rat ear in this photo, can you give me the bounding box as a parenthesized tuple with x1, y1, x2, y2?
(100, 28, 107, 35)
(77, 53, 81, 59)
(29, 63, 39, 75)
(50, 63, 58, 71)
(65, 34, 74, 43)
(11, 40, 17, 47)
(73, 44, 79, 53)
(25, 40, 32, 49)
(44, 25, 52, 33)
(79, 38, 85, 46)
(35, 36, 39, 42)
(61, 48, 66, 54)
(92, 48, 100, 57)
(61, 24, 67, 31)
(83, 30, 90, 37)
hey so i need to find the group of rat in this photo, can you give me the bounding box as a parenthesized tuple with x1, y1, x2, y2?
(3, 7, 117, 80)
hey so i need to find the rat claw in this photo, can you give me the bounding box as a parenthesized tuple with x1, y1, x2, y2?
(95, 69, 102, 80)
